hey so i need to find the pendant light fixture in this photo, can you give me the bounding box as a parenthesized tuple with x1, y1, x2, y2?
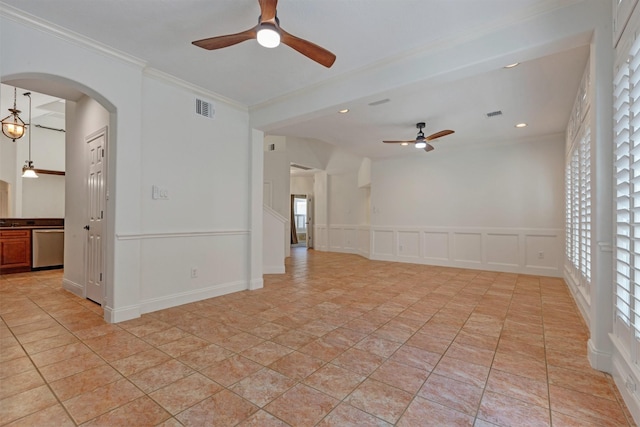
(21, 92, 38, 179)
(1, 87, 26, 141)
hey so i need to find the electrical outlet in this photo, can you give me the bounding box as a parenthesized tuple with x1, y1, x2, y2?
(190, 267, 198, 278)
(538, 251, 544, 259)
(399, 245, 403, 252)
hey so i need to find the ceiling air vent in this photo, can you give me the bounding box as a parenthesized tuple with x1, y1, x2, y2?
(486, 110, 503, 118)
(368, 98, 390, 106)
(195, 98, 215, 119)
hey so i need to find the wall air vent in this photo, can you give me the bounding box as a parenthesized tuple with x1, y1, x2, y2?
(486, 110, 503, 118)
(368, 98, 390, 106)
(195, 98, 215, 119)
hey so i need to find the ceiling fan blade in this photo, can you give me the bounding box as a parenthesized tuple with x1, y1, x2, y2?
(426, 129, 454, 141)
(280, 28, 336, 68)
(259, 0, 278, 22)
(383, 140, 416, 144)
(424, 143, 435, 152)
(192, 27, 257, 50)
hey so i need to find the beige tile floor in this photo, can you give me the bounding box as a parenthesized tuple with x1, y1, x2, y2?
(0, 247, 636, 426)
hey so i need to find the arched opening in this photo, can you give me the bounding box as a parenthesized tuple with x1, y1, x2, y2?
(1, 73, 116, 321)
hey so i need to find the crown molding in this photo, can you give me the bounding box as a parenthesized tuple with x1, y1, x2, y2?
(143, 68, 247, 112)
(0, 2, 145, 68)
(0, 2, 248, 112)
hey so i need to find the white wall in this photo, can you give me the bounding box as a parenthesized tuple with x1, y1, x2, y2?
(363, 134, 565, 276)
(21, 175, 65, 217)
(19, 113, 66, 218)
(0, 130, 17, 216)
(372, 136, 564, 228)
(263, 148, 290, 219)
(291, 175, 313, 195)
(136, 75, 251, 312)
(328, 172, 368, 225)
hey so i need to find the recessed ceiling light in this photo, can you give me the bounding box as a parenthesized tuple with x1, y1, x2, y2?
(515, 123, 527, 128)
(400, 142, 409, 146)
(504, 62, 520, 68)
(338, 109, 349, 114)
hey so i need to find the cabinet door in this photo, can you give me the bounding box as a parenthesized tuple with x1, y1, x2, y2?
(0, 231, 31, 272)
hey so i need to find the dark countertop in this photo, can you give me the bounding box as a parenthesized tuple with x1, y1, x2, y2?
(0, 218, 64, 229)
(0, 226, 65, 230)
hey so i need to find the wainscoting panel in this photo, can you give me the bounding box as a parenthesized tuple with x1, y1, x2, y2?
(453, 232, 483, 264)
(358, 228, 370, 256)
(329, 227, 344, 250)
(423, 232, 449, 261)
(486, 233, 520, 268)
(524, 233, 560, 271)
(314, 225, 328, 251)
(314, 225, 562, 277)
(372, 229, 395, 257)
(343, 228, 358, 251)
(133, 231, 251, 312)
(398, 231, 420, 258)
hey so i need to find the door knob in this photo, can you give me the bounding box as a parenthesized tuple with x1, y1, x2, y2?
(84, 225, 90, 230)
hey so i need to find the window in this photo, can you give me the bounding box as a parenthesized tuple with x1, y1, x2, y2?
(565, 65, 591, 301)
(614, 22, 640, 353)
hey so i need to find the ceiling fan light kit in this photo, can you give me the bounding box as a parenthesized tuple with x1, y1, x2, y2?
(257, 23, 280, 48)
(192, 0, 336, 68)
(383, 122, 454, 153)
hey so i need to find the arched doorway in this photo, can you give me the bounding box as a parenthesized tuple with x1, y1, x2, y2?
(1, 74, 116, 321)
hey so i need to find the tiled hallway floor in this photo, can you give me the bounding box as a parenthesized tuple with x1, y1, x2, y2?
(0, 248, 636, 426)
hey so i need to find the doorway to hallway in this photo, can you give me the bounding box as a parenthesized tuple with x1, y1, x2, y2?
(291, 194, 312, 248)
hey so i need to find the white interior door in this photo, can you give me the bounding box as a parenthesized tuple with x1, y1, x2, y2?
(306, 196, 313, 248)
(85, 128, 106, 305)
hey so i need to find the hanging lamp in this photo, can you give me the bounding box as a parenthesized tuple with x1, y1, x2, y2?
(1, 87, 26, 141)
(21, 92, 37, 178)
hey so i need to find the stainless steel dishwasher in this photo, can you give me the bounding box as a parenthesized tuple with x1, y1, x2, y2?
(32, 229, 64, 268)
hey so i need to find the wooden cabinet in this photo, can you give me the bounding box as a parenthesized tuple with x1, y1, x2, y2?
(0, 229, 32, 274)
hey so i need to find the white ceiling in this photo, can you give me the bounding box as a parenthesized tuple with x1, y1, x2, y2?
(1, 0, 590, 159)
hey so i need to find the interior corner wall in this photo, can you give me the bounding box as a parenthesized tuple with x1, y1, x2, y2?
(64, 96, 109, 294)
(328, 172, 368, 225)
(263, 150, 290, 220)
(367, 135, 565, 276)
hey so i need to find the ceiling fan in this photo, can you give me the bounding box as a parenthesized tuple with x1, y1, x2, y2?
(192, 0, 336, 68)
(383, 122, 454, 152)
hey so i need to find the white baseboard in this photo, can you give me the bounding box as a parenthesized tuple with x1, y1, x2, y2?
(588, 338, 613, 372)
(249, 278, 264, 290)
(140, 280, 247, 315)
(104, 304, 141, 323)
(62, 278, 83, 298)
(263, 265, 285, 274)
(610, 333, 640, 425)
(564, 266, 591, 325)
